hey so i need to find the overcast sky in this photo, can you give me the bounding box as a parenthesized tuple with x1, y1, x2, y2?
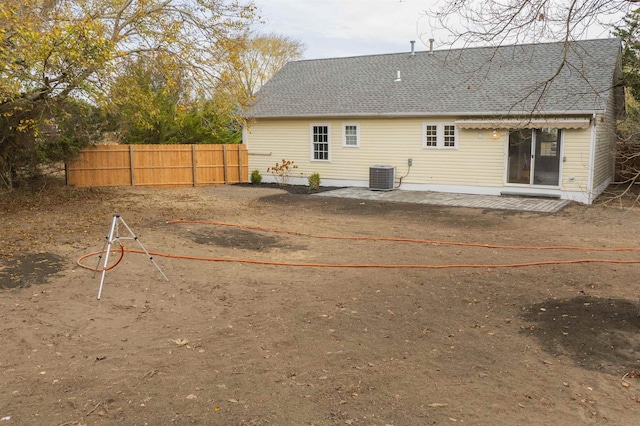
(252, 0, 622, 60)
(252, 0, 439, 59)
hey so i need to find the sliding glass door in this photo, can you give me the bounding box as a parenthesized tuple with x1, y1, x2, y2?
(507, 129, 532, 184)
(507, 128, 561, 186)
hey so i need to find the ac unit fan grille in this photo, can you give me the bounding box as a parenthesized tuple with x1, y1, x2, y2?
(369, 166, 395, 191)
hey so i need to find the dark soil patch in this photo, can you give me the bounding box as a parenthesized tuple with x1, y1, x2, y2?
(521, 296, 640, 375)
(187, 227, 306, 251)
(0, 252, 65, 289)
(188, 227, 278, 250)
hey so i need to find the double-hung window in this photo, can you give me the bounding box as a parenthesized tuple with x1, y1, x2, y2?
(424, 124, 438, 147)
(312, 124, 330, 161)
(342, 123, 360, 147)
(422, 123, 458, 149)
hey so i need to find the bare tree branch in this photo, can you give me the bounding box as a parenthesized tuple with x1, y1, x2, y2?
(424, 0, 633, 48)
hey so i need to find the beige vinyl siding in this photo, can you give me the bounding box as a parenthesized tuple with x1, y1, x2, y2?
(592, 59, 622, 194)
(559, 127, 593, 193)
(245, 120, 320, 175)
(556, 106, 616, 201)
(246, 118, 505, 187)
(246, 117, 598, 196)
(592, 94, 617, 189)
(406, 125, 505, 187)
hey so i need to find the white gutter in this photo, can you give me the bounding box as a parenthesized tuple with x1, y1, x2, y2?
(247, 110, 604, 119)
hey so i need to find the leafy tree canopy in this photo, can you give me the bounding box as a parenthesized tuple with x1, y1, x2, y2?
(0, 0, 257, 188)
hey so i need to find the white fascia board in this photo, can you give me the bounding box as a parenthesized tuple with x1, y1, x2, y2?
(248, 110, 605, 120)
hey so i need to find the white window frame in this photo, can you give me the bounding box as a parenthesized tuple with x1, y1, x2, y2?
(423, 123, 438, 148)
(342, 122, 360, 147)
(310, 123, 331, 161)
(422, 122, 458, 149)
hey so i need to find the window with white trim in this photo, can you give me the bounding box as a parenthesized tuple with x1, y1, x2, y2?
(422, 123, 458, 149)
(311, 124, 330, 161)
(443, 125, 456, 147)
(424, 124, 438, 147)
(342, 123, 359, 147)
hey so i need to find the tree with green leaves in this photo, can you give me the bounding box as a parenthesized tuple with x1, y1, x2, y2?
(107, 54, 245, 145)
(108, 32, 304, 146)
(0, 0, 257, 188)
(108, 56, 186, 145)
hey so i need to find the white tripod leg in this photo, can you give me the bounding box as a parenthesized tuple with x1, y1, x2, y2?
(119, 217, 169, 282)
(97, 215, 118, 300)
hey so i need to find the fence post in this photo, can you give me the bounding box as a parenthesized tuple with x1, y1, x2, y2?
(129, 145, 135, 186)
(223, 145, 228, 184)
(192, 145, 197, 187)
(238, 144, 243, 183)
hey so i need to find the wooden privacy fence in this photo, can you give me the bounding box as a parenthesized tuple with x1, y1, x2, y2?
(66, 144, 248, 188)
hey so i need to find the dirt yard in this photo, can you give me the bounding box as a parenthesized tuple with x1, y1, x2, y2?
(1, 181, 640, 425)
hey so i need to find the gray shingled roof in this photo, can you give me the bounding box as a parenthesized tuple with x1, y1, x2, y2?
(245, 38, 621, 118)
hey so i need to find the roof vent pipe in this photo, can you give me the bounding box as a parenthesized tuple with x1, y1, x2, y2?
(395, 70, 402, 82)
(410, 40, 415, 56)
(429, 38, 434, 55)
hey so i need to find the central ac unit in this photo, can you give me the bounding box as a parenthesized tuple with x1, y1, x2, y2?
(369, 165, 395, 191)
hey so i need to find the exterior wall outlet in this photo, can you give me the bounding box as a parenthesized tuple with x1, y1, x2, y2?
(408, 158, 412, 167)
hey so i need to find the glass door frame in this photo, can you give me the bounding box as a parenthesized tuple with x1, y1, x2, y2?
(505, 128, 563, 188)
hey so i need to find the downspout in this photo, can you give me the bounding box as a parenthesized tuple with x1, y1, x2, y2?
(586, 113, 597, 203)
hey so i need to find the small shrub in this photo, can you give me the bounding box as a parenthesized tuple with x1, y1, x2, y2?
(308, 172, 321, 190)
(267, 159, 298, 186)
(250, 169, 262, 185)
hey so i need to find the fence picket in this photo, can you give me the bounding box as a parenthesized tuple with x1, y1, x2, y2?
(66, 144, 248, 188)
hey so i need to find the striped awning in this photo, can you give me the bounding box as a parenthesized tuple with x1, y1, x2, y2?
(455, 118, 591, 130)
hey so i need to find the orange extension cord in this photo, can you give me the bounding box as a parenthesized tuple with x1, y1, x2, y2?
(76, 220, 640, 272)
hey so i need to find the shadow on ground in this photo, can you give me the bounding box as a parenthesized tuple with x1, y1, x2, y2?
(521, 296, 640, 375)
